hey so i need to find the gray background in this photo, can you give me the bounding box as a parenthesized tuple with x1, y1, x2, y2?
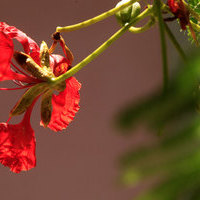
(0, 0, 163, 199)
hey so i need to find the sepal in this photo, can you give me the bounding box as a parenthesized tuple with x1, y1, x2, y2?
(10, 83, 48, 116)
(41, 90, 53, 127)
(14, 51, 54, 81)
(40, 41, 50, 68)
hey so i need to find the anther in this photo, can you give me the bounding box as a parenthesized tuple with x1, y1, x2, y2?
(52, 32, 61, 41)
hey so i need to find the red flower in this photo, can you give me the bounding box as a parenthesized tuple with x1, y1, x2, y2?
(167, 0, 198, 44)
(167, 0, 189, 30)
(0, 22, 81, 173)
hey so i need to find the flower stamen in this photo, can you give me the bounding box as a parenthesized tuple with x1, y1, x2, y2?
(6, 117, 11, 124)
(11, 61, 32, 79)
(0, 84, 35, 91)
(12, 80, 25, 87)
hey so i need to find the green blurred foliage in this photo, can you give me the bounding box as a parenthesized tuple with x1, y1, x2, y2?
(117, 49, 200, 199)
(187, 0, 200, 43)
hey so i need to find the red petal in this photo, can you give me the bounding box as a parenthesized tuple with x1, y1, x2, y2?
(0, 31, 14, 81)
(0, 122, 36, 173)
(0, 22, 40, 64)
(47, 77, 81, 132)
(168, 0, 178, 13)
(0, 102, 36, 173)
(0, 32, 35, 82)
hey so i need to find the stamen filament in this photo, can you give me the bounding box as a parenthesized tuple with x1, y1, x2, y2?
(0, 84, 34, 91)
(6, 117, 12, 123)
(11, 61, 40, 83)
(11, 61, 30, 77)
(13, 80, 25, 87)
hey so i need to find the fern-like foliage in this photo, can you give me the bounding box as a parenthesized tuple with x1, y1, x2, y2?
(187, 0, 200, 43)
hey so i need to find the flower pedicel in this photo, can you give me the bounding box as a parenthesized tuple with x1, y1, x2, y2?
(0, 22, 81, 173)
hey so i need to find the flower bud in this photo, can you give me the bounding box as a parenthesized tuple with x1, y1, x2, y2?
(115, 0, 141, 25)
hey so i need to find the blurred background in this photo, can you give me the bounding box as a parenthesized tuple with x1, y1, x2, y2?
(0, 0, 197, 199)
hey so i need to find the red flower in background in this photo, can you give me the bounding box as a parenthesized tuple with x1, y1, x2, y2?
(0, 22, 81, 173)
(167, 0, 198, 44)
(167, 0, 189, 30)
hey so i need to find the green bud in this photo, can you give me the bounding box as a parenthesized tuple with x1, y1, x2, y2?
(10, 83, 48, 117)
(14, 51, 55, 81)
(40, 41, 50, 68)
(41, 90, 53, 127)
(115, 0, 141, 25)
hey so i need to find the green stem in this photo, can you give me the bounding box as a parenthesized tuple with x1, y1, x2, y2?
(190, 20, 200, 32)
(56, 0, 139, 32)
(154, 0, 168, 92)
(164, 23, 187, 62)
(129, 18, 155, 33)
(51, 9, 151, 85)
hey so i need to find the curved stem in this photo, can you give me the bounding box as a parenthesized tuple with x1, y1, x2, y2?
(164, 23, 187, 62)
(56, 0, 139, 32)
(154, 0, 168, 93)
(51, 8, 151, 85)
(129, 18, 155, 33)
